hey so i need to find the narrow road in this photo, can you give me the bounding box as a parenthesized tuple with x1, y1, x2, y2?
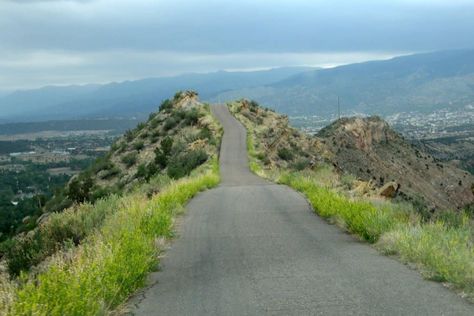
(129, 105, 472, 315)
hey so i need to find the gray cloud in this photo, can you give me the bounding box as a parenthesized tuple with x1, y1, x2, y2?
(0, 0, 473, 89)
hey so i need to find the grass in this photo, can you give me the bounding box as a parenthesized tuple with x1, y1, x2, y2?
(279, 172, 399, 243)
(378, 220, 474, 293)
(231, 101, 474, 301)
(0, 159, 220, 315)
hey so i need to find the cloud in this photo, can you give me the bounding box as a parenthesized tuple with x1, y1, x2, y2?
(0, 0, 473, 89)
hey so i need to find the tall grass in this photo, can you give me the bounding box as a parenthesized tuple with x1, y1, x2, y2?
(279, 172, 399, 243)
(379, 220, 474, 295)
(1, 159, 219, 315)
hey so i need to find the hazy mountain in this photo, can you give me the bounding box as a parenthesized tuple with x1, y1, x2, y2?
(213, 49, 474, 116)
(0, 67, 314, 122)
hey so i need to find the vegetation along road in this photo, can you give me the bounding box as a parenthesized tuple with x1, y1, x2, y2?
(129, 105, 473, 315)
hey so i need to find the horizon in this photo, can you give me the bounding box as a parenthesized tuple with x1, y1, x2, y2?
(0, 50, 441, 93)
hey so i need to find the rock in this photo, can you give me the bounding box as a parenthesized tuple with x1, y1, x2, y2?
(22, 216, 31, 224)
(379, 182, 400, 198)
(36, 212, 51, 226)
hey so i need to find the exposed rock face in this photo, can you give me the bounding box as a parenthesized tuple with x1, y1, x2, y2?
(318, 116, 474, 210)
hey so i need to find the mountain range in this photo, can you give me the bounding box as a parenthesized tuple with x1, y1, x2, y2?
(213, 49, 474, 116)
(0, 67, 314, 122)
(1, 49, 474, 122)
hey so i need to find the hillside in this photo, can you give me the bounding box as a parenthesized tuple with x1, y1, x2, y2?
(230, 100, 474, 212)
(318, 117, 473, 211)
(43, 91, 221, 212)
(216, 49, 474, 116)
(0, 91, 222, 275)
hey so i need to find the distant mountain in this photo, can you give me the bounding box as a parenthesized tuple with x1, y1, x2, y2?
(213, 49, 474, 116)
(0, 67, 314, 122)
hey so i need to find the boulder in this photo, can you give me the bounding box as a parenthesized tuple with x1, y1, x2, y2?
(379, 182, 400, 198)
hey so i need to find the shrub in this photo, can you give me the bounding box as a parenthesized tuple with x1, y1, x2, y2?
(159, 99, 173, 112)
(198, 126, 212, 141)
(161, 137, 173, 156)
(121, 152, 138, 168)
(183, 108, 201, 126)
(145, 163, 159, 181)
(277, 147, 294, 161)
(3, 197, 123, 276)
(136, 122, 146, 131)
(148, 112, 157, 121)
(154, 149, 167, 169)
(249, 100, 259, 113)
(124, 130, 134, 142)
(163, 117, 178, 131)
(89, 156, 113, 175)
(133, 141, 145, 151)
(290, 158, 311, 171)
(99, 164, 121, 180)
(173, 91, 183, 100)
(67, 176, 94, 204)
(167, 150, 208, 179)
(135, 163, 151, 180)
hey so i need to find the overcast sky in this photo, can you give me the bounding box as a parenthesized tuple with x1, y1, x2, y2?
(1, 0, 473, 90)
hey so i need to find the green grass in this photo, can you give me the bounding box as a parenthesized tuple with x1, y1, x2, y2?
(1, 159, 220, 315)
(279, 172, 399, 243)
(378, 220, 474, 294)
(231, 102, 474, 301)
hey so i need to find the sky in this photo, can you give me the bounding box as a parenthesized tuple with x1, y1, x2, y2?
(0, 0, 473, 91)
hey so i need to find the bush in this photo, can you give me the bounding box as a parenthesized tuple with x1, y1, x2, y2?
(290, 158, 310, 171)
(163, 117, 178, 131)
(198, 126, 212, 141)
(4, 197, 123, 276)
(161, 137, 173, 156)
(277, 147, 294, 161)
(167, 150, 208, 179)
(67, 176, 94, 204)
(159, 99, 173, 112)
(124, 130, 134, 142)
(135, 164, 147, 179)
(183, 108, 201, 126)
(148, 112, 157, 121)
(89, 156, 113, 175)
(154, 149, 167, 169)
(135, 122, 146, 131)
(121, 152, 138, 168)
(99, 164, 121, 180)
(154, 137, 173, 169)
(133, 141, 145, 151)
(249, 100, 259, 113)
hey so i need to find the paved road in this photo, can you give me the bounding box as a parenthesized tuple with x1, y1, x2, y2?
(129, 105, 472, 315)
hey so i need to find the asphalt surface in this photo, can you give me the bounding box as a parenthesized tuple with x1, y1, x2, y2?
(129, 105, 473, 315)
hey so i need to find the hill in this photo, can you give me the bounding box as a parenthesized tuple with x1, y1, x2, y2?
(0, 91, 222, 275)
(230, 99, 474, 212)
(0, 67, 314, 122)
(216, 49, 474, 116)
